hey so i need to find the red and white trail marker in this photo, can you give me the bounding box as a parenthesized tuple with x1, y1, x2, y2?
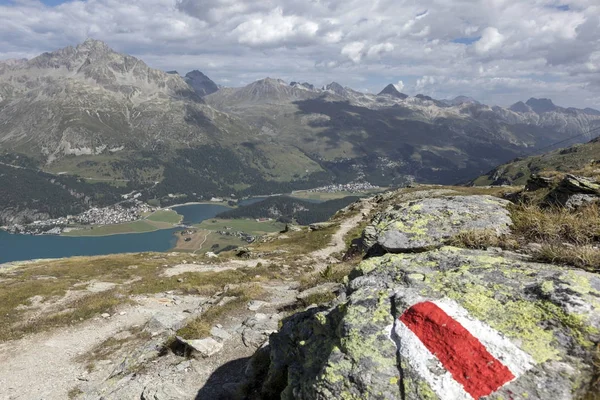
(391, 299, 534, 400)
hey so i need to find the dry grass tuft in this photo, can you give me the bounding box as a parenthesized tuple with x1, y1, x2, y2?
(532, 244, 600, 273)
(299, 291, 337, 308)
(299, 263, 355, 292)
(509, 203, 600, 271)
(511, 203, 600, 245)
(447, 229, 519, 250)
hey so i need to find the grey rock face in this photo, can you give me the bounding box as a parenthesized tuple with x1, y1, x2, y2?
(257, 247, 600, 400)
(364, 195, 512, 253)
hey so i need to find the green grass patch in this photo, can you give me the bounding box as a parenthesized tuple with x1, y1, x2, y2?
(63, 220, 171, 236)
(195, 218, 285, 234)
(146, 210, 183, 224)
(254, 224, 337, 254)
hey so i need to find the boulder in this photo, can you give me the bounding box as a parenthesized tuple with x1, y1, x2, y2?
(546, 174, 600, 208)
(257, 247, 600, 400)
(363, 196, 512, 253)
(525, 174, 554, 192)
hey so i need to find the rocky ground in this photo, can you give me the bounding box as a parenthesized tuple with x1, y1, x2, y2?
(0, 198, 372, 400)
(1, 183, 599, 400)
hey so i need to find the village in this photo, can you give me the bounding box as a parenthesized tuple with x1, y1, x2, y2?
(300, 181, 380, 194)
(3, 200, 157, 235)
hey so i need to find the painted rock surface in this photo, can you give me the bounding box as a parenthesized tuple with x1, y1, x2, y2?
(363, 196, 512, 253)
(257, 247, 600, 400)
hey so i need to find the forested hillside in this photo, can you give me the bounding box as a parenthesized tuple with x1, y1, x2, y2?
(217, 196, 360, 225)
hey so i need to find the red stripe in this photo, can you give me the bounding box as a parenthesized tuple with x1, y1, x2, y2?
(399, 301, 514, 399)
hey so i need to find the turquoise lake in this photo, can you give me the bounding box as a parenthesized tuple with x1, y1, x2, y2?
(0, 196, 325, 264)
(0, 203, 232, 264)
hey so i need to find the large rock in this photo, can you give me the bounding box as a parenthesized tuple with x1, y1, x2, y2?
(363, 196, 512, 253)
(546, 174, 600, 208)
(257, 247, 600, 400)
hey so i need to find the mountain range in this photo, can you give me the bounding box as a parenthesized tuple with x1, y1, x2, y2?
(1, 39, 600, 218)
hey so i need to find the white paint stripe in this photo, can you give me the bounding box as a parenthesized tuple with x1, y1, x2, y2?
(389, 322, 473, 400)
(433, 299, 535, 377)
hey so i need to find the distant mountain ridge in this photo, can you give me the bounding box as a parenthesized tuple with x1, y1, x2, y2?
(1, 39, 600, 221)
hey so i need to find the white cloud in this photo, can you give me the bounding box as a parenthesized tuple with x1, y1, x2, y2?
(0, 0, 598, 108)
(474, 27, 505, 54)
(366, 42, 394, 59)
(233, 7, 319, 47)
(394, 80, 404, 92)
(341, 41, 365, 63)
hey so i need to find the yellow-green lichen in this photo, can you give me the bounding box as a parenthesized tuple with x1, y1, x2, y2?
(372, 291, 392, 323)
(541, 280, 555, 295)
(561, 271, 598, 296)
(416, 380, 438, 400)
(316, 313, 327, 325)
(321, 355, 353, 384)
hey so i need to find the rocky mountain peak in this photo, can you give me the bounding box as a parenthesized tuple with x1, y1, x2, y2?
(185, 70, 218, 96)
(415, 94, 434, 101)
(76, 38, 113, 55)
(378, 84, 408, 99)
(255, 77, 287, 86)
(526, 97, 557, 113)
(509, 101, 532, 113)
(324, 82, 347, 97)
(290, 82, 315, 91)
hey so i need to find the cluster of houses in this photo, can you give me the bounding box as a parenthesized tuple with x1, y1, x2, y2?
(216, 229, 255, 243)
(5, 200, 156, 235)
(302, 181, 380, 194)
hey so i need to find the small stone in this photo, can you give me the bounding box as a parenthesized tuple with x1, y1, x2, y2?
(248, 300, 268, 311)
(178, 337, 223, 358)
(101, 313, 111, 319)
(210, 327, 232, 341)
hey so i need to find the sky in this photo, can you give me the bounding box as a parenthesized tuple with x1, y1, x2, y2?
(0, 0, 599, 108)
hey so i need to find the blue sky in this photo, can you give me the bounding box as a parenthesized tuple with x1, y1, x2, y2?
(0, 0, 599, 108)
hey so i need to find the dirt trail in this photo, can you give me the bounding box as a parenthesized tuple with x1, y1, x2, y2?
(311, 199, 373, 260)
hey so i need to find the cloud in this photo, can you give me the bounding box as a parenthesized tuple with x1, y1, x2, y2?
(232, 8, 319, 47)
(341, 42, 365, 63)
(474, 27, 505, 54)
(394, 80, 405, 92)
(0, 0, 598, 108)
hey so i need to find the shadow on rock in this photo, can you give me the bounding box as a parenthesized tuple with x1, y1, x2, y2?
(196, 356, 251, 400)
